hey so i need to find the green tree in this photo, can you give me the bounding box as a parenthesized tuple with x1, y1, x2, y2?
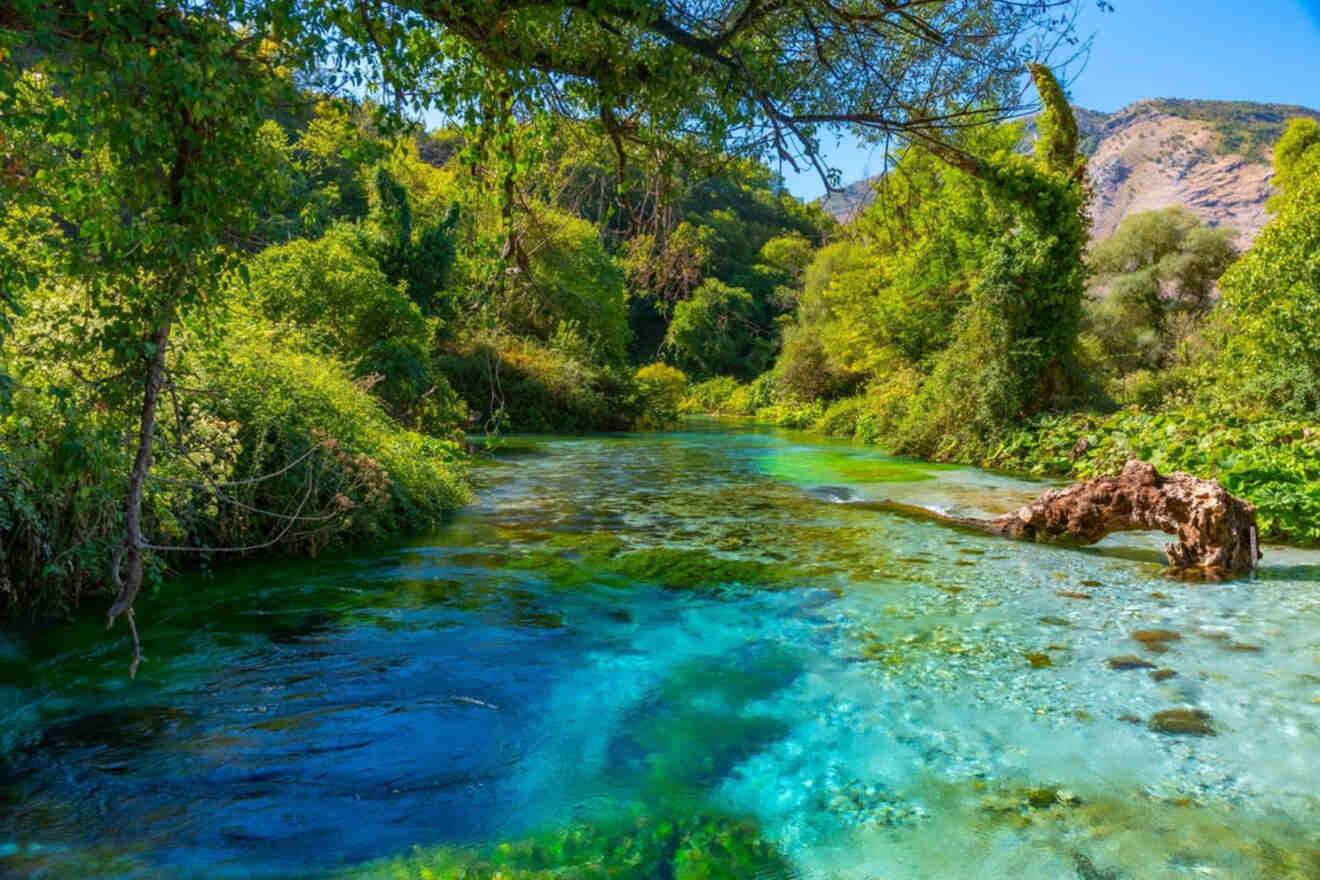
(1089, 207, 1237, 332)
(1, 5, 303, 669)
(1219, 117, 1320, 414)
(665, 279, 771, 379)
(896, 64, 1092, 456)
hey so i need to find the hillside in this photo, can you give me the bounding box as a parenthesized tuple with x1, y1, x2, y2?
(820, 98, 1320, 247)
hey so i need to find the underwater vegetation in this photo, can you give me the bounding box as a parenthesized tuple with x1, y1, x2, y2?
(334, 806, 795, 880)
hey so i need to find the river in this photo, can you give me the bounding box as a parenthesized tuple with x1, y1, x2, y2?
(3, 422, 1319, 878)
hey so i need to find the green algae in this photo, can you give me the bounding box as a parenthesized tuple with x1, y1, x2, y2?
(334, 807, 794, 880)
(757, 450, 942, 485)
(506, 543, 796, 592)
(608, 646, 802, 795)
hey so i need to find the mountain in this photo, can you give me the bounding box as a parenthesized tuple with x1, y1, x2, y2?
(819, 99, 1320, 248)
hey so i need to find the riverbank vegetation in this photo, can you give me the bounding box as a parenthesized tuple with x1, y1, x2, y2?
(3, 0, 1316, 634)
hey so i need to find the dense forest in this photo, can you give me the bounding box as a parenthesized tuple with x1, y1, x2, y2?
(1, 1, 1318, 633)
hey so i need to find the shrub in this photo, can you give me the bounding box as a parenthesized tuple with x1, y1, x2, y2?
(633, 363, 688, 430)
(189, 325, 470, 550)
(436, 333, 641, 433)
(680, 376, 743, 414)
(238, 224, 467, 435)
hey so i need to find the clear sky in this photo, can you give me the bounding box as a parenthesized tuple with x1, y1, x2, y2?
(780, 1, 1320, 200)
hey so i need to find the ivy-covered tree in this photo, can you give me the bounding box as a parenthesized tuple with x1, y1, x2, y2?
(894, 64, 1092, 456)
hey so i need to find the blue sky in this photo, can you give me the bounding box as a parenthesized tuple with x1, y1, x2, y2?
(781, 1, 1320, 199)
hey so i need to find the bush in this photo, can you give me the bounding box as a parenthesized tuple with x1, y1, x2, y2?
(1218, 118, 1320, 417)
(0, 293, 470, 618)
(436, 334, 641, 433)
(239, 224, 467, 435)
(189, 325, 470, 550)
(773, 326, 859, 403)
(680, 376, 743, 414)
(633, 363, 688, 430)
(665, 278, 773, 380)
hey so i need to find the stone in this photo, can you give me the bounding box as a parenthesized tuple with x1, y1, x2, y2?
(1025, 652, 1053, 669)
(1150, 668, 1178, 682)
(1108, 655, 1157, 671)
(1149, 708, 1215, 736)
(1132, 629, 1181, 653)
(1056, 590, 1092, 599)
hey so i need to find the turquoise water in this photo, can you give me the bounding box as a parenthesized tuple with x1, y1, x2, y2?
(3, 422, 1320, 877)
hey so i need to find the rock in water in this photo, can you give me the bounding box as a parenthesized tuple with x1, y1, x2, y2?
(989, 460, 1260, 576)
(1149, 708, 1216, 736)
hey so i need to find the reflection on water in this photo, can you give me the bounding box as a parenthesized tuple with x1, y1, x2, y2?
(2, 421, 1319, 878)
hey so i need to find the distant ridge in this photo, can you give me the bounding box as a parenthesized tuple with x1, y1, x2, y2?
(818, 98, 1320, 247)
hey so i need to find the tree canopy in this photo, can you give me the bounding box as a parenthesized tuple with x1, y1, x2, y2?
(3, 0, 1097, 186)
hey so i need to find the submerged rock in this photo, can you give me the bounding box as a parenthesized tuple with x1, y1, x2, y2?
(1150, 668, 1178, 682)
(1150, 708, 1216, 736)
(1132, 629, 1181, 653)
(1025, 652, 1054, 669)
(1108, 655, 1157, 671)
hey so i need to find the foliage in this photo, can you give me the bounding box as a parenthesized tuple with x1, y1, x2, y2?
(437, 334, 641, 433)
(0, 288, 469, 617)
(1088, 207, 1236, 328)
(680, 377, 744, 415)
(633, 363, 688, 430)
(365, 166, 462, 318)
(494, 204, 631, 365)
(1080, 207, 1237, 390)
(988, 407, 1320, 544)
(189, 324, 470, 547)
(1218, 117, 1320, 416)
(665, 279, 773, 380)
(773, 324, 860, 403)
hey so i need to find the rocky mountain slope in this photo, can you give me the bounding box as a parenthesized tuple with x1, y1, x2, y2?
(820, 99, 1320, 248)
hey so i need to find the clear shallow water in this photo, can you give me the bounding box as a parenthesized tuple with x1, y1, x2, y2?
(3, 421, 1320, 878)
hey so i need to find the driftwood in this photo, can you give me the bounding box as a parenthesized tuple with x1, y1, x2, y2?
(851, 460, 1261, 577)
(985, 460, 1259, 576)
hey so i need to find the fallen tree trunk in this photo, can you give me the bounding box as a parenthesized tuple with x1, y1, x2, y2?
(851, 460, 1261, 578)
(986, 460, 1259, 577)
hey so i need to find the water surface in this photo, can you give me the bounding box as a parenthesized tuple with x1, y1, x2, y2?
(3, 422, 1319, 877)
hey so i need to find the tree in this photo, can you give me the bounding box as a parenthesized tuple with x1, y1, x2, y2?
(665, 278, 772, 379)
(1, 5, 303, 672)
(386, 0, 1096, 188)
(894, 64, 1092, 456)
(1219, 117, 1320, 415)
(1089, 207, 1237, 332)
